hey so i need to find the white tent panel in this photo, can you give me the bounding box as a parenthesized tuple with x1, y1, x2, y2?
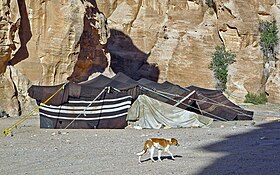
(127, 95, 213, 129)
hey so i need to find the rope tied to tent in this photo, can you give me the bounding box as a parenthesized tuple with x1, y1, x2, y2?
(2, 81, 69, 137)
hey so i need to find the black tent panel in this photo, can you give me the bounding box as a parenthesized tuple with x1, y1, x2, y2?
(39, 93, 132, 129)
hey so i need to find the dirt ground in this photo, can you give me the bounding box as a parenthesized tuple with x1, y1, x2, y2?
(0, 104, 280, 175)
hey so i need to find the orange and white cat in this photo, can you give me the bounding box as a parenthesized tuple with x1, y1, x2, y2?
(136, 138, 179, 163)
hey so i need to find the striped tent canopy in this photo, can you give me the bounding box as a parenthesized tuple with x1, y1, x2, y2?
(28, 78, 133, 129)
(39, 89, 132, 129)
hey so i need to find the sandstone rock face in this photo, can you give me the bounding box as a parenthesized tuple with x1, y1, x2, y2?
(6, 0, 85, 85)
(216, 0, 268, 100)
(0, 0, 14, 74)
(99, 0, 280, 102)
(266, 0, 280, 103)
(67, 0, 111, 82)
(0, 68, 19, 117)
(0, 66, 32, 117)
(266, 61, 280, 103)
(1, 0, 280, 117)
(0, 0, 112, 116)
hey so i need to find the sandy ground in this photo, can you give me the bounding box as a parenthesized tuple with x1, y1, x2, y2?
(0, 104, 280, 175)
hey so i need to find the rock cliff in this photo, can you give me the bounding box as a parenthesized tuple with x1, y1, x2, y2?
(0, 0, 280, 116)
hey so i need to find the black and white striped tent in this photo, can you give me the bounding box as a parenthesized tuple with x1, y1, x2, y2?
(28, 77, 135, 129)
(39, 91, 132, 129)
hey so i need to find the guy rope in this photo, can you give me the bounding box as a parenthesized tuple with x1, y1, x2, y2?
(2, 82, 68, 137)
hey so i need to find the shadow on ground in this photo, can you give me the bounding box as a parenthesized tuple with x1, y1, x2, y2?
(141, 155, 183, 163)
(198, 122, 280, 175)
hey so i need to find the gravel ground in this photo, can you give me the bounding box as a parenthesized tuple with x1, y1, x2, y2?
(0, 104, 280, 175)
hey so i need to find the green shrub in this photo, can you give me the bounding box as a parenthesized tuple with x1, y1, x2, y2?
(244, 92, 267, 105)
(259, 19, 279, 61)
(209, 45, 236, 91)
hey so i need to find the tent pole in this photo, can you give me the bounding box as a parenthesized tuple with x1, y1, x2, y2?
(64, 86, 109, 129)
(174, 90, 195, 107)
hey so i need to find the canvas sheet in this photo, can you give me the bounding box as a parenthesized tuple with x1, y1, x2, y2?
(127, 95, 213, 129)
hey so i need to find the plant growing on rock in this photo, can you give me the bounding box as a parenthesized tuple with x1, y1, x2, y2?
(244, 92, 267, 105)
(259, 19, 279, 61)
(209, 45, 236, 91)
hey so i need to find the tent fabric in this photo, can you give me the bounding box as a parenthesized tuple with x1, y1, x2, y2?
(138, 78, 196, 106)
(39, 90, 132, 129)
(137, 78, 253, 121)
(111, 72, 141, 100)
(28, 76, 134, 129)
(28, 82, 81, 106)
(112, 72, 139, 85)
(127, 95, 213, 129)
(81, 73, 141, 100)
(185, 86, 253, 121)
(28, 73, 139, 106)
(81, 74, 135, 90)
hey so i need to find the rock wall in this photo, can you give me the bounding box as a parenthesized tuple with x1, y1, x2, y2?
(0, 0, 280, 116)
(0, 0, 113, 116)
(0, 66, 33, 116)
(98, 0, 280, 102)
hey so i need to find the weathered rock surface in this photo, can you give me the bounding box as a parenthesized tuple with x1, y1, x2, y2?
(1, 0, 280, 116)
(67, 0, 111, 83)
(266, 61, 280, 103)
(0, 0, 113, 115)
(0, 66, 32, 117)
(100, 0, 280, 102)
(0, 0, 14, 74)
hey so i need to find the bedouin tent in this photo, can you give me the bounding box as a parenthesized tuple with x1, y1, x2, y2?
(28, 72, 254, 129)
(28, 72, 143, 129)
(127, 94, 213, 129)
(137, 78, 254, 121)
(28, 79, 133, 129)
